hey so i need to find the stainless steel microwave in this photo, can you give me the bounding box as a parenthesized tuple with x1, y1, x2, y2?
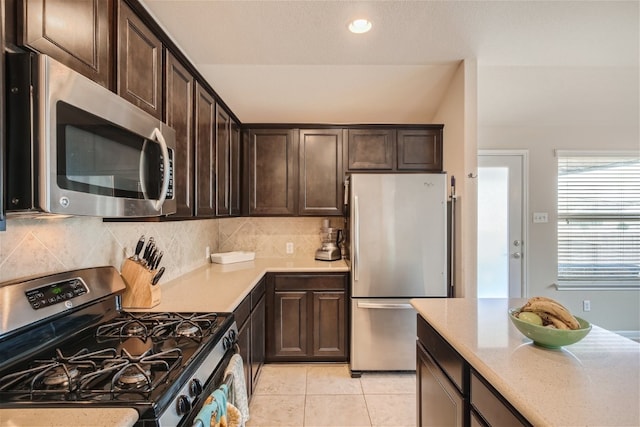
(6, 53, 176, 218)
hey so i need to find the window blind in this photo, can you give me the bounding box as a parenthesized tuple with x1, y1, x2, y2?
(557, 151, 640, 288)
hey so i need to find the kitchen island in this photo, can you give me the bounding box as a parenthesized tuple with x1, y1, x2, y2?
(411, 298, 640, 426)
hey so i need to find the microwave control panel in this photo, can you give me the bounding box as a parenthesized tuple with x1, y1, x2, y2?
(25, 278, 88, 310)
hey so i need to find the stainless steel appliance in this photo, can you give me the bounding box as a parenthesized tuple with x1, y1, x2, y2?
(6, 53, 176, 218)
(349, 173, 449, 375)
(315, 226, 343, 261)
(0, 267, 238, 427)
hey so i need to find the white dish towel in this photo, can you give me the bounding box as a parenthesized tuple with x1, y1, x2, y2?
(224, 353, 250, 426)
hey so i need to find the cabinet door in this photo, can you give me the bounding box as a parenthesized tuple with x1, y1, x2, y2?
(229, 120, 241, 216)
(271, 291, 308, 358)
(346, 129, 394, 170)
(247, 129, 297, 215)
(216, 106, 231, 216)
(250, 294, 265, 393)
(236, 315, 251, 401)
(298, 129, 343, 216)
(470, 371, 530, 427)
(194, 82, 216, 217)
(22, 0, 112, 88)
(165, 52, 194, 217)
(417, 343, 466, 427)
(397, 128, 443, 171)
(117, 0, 162, 119)
(312, 291, 346, 359)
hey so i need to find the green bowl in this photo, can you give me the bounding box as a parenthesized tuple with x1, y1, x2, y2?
(508, 308, 592, 348)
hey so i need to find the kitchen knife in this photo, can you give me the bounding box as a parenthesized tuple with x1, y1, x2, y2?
(143, 239, 155, 265)
(148, 248, 159, 270)
(152, 251, 163, 270)
(151, 267, 165, 285)
(131, 235, 145, 261)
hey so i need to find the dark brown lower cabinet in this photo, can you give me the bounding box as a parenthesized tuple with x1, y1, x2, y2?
(267, 273, 348, 362)
(417, 342, 466, 427)
(417, 315, 531, 427)
(233, 277, 266, 400)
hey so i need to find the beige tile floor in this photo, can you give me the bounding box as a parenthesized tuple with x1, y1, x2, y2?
(246, 364, 416, 427)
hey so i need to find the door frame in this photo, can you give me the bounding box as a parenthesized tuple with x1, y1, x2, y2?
(477, 149, 530, 297)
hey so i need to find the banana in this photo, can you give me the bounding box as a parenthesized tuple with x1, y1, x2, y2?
(534, 311, 570, 330)
(521, 298, 580, 330)
(526, 296, 570, 311)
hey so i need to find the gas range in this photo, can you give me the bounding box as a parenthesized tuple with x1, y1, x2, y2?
(0, 267, 238, 427)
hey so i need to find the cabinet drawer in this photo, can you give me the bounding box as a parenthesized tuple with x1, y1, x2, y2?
(417, 316, 466, 393)
(274, 274, 345, 291)
(470, 370, 530, 427)
(251, 278, 266, 308)
(234, 294, 251, 328)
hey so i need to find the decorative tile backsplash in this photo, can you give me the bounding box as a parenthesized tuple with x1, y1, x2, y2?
(219, 217, 343, 258)
(0, 216, 343, 284)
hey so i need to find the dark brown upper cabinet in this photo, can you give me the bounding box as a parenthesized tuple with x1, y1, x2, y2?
(117, 0, 162, 119)
(194, 82, 216, 217)
(230, 120, 242, 216)
(298, 129, 343, 216)
(21, 0, 113, 88)
(165, 52, 195, 217)
(346, 128, 394, 170)
(397, 128, 443, 171)
(345, 126, 443, 173)
(246, 129, 297, 216)
(215, 106, 231, 216)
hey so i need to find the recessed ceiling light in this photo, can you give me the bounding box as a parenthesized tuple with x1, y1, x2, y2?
(348, 19, 372, 34)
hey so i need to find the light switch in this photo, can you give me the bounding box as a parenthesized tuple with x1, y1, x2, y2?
(533, 212, 548, 223)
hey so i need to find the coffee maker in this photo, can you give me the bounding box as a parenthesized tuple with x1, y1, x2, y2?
(315, 219, 343, 261)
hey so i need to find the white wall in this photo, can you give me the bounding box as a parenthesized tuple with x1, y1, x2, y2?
(478, 65, 640, 332)
(433, 59, 478, 298)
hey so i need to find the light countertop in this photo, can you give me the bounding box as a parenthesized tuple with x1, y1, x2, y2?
(410, 297, 640, 427)
(135, 257, 349, 313)
(0, 408, 139, 427)
(0, 257, 348, 427)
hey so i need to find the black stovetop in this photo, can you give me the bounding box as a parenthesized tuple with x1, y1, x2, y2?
(0, 311, 233, 408)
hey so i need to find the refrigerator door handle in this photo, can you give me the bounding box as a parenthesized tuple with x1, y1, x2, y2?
(356, 301, 414, 310)
(354, 195, 360, 282)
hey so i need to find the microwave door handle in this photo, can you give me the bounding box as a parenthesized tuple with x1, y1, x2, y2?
(151, 127, 171, 211)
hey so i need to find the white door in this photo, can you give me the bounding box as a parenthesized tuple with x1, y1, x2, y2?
(477, 152, 527, 297)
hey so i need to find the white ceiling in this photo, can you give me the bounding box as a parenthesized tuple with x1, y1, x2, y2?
(141, 0, 639, 125)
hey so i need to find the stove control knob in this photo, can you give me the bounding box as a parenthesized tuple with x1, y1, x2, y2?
(176, 395, 192, 415)
(189, 378, 203, 397)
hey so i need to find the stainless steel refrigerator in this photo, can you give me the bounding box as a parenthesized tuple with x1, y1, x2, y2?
(349, 173, 448, 374)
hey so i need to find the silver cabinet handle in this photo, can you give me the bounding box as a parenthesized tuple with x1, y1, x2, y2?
(357, 302, 414, 310)
(354, 195, 360, 281)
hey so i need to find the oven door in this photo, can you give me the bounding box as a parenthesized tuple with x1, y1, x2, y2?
(181, 347, 238, 427)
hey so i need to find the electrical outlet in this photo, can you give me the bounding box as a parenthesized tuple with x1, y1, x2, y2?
(533, 212, 548, 223)
(583, 300, 591, 312)
(286, 242, 294, 254)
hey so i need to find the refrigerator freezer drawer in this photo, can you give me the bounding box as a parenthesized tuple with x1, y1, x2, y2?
(350, 298, 417, 372)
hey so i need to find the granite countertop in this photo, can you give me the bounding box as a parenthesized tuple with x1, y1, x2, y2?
(0, 408, 139, 427)
(0, 257, 348, 427)
(134, 257, 349, 313)
(410, 297, 640, 427)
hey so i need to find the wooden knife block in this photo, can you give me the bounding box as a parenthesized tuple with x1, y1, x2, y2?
(120, 259, 161, 309)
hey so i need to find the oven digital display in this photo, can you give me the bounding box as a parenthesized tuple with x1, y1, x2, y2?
(25, 278, 88, 310)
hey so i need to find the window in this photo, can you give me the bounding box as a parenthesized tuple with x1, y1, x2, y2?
(556, 151, 640, 289)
